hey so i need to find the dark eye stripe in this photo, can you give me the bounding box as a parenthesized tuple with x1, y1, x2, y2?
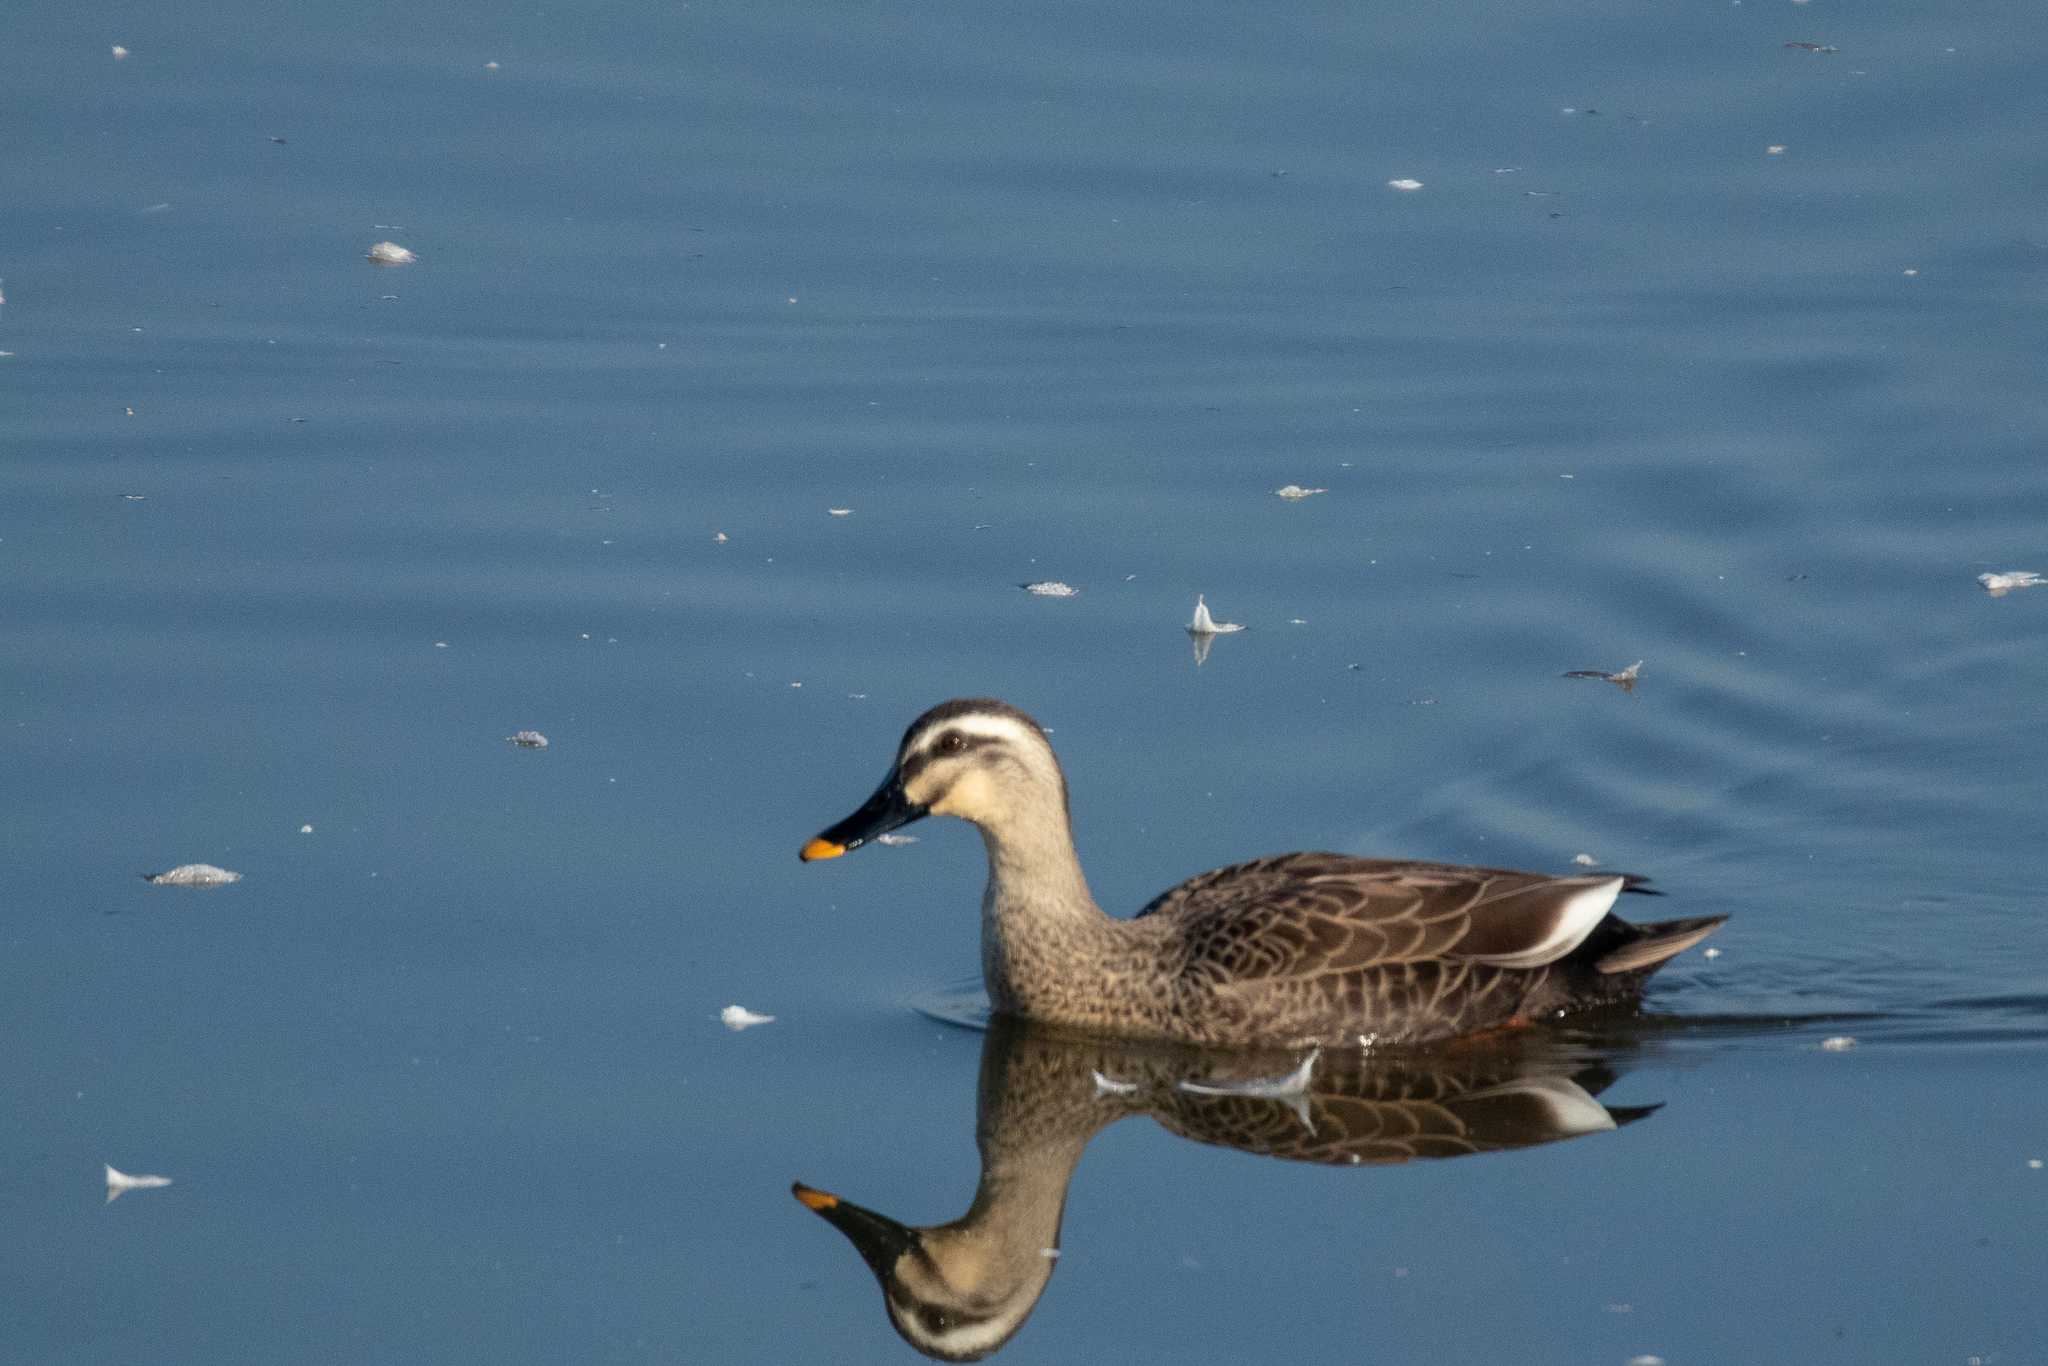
(899, 733, 999, 785)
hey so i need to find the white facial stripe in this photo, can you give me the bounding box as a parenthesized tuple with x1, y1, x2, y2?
(905, 711, 1043, 761)
(891, 1295, 1036, 1359)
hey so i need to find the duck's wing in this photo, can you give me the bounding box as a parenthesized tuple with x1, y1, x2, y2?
(1141, 852, 1624, 982)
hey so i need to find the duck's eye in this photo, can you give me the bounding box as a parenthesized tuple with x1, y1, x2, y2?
(937, 731, 967, 755)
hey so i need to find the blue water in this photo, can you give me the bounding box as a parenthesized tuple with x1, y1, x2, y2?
(5, 0, 2047, 1361)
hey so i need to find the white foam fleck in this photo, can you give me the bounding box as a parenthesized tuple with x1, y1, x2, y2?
(366, 241, 416, 266)
(1273, 484, 1327, 500)
(1021, 581, 1080, 597)
(1386, 178, 1424, 191)
(1819, 1035, 1857, 1052)
(505, 730, 549, 749)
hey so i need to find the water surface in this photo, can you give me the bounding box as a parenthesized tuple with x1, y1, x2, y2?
(5, 0, 2046, 1361)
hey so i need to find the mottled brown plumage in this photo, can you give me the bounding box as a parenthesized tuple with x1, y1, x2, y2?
(802, 699, 1724, 1047)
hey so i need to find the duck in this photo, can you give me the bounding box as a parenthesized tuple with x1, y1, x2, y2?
(799, 698, 1724, 1047)
(793, 1017, 1656, 1360)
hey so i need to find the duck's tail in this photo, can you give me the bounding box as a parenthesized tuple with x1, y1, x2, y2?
(1590, 914, 1727, 976)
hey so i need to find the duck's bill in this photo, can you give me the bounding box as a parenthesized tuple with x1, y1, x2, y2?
(799, 776, 928, 861)
(791, 1182, 917, 1270)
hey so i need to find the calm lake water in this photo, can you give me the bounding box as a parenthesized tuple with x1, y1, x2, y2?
(5, 0, 2046, 1361)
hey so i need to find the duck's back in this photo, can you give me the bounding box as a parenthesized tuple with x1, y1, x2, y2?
(1135, 853, 1707, 1046)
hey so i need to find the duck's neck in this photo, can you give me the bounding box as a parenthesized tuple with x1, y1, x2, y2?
(973, 803, 1120, 1016)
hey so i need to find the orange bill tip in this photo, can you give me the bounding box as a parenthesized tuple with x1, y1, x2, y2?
(792, 1183, 839, 1211)
(799, 837, 847, 862)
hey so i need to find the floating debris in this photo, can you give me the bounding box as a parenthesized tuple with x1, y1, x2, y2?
(1178, 1050, 1321, 1130)
(1273, 484, 1327, 500)
(2029, 1158, 2043, 1170)
(874, 832, 919, 847)
(1766, 144, 1788, 155)
(1185, 594, 1246, 666)
(141, 863, 241, 887)
(1783, 41, 1839, 53)
(1020, 581, 1080, 598)
(1186, 595, 1245, 638)
(365, 241, 417, 266)
(104, 1164, 171, 1203)
(714, 531, 728, 543)
(827, 508, 852, 517)
(1978, 570, 2043, 598)
(1819, 1035, 1857, 1052)
(299, 824, 315, 834)
(484, 60, 501, 71)
(1703, 946, 1723, 960)
(110, 44, 130, 60)
(505, 730, 549, 749)
(1572, 853, 1599, 867)
(1564, 660, 1642, 694)
(1091, 1070, 1140, 1098)
(1386, 178, 1424, 192)
(720, 1004, 775, 1031)
(1177, 1049, 1319, 1100)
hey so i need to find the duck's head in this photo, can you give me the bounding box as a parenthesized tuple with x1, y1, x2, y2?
(791, 1181, 1053, 1361)
(800, 698, 1068, 861)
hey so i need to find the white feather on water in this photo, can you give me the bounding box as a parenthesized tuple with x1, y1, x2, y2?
(720, 1005, 775, 1031)
(1176, 1050, 1321, 1129)
(1978, 570, 2043, 597)
(105, 1164, 172, 1203)
(1185, 595, 1244, 637)
(142, 863, 241, 887)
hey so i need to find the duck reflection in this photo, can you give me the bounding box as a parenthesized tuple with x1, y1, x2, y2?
(793, 1016, 1658, 1361)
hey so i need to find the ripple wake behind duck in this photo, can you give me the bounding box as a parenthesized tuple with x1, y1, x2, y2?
(802, 698, 1725, 1046)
